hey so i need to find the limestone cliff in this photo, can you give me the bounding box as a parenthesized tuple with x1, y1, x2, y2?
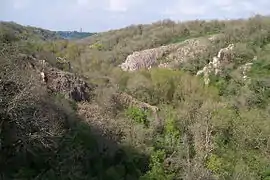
(119, 34, 222, 71)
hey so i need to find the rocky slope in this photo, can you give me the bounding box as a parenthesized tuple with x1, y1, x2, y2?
(119, 34, 223, 71)
(17, 53, 160, 119)
(119, 34, 256, 85)
(17, 54, 95, 101)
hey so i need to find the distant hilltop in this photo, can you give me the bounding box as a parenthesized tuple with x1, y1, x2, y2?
(0, 21, 96, 41)
(55, 31, 96, 40)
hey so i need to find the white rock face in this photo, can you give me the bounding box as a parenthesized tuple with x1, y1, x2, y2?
(196, 44, 257, 85)
(119, 36, 255, 85)
(239, 58, 256, 80)
(119, 36, 216, 72)
(119, 46, 171, 71)
(40, 72, 46, 82)
(196, 44, 235, 85)
(241, 62, 253, 80)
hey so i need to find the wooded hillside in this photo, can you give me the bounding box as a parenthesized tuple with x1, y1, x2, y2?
(1, 15, 270, 180)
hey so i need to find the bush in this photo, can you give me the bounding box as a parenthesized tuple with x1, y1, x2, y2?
(125, 107, 149, 127)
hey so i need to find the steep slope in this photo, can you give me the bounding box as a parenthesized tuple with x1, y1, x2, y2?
(0, 48, 153, 179)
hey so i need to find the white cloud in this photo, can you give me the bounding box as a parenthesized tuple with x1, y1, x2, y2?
(162, 0, 208, 16)
(12, 0, 30, 9)
(77, 0, 89, 6)
(162, 0, 270, 20)
(75, 0, 107, 10)
(106, 0, 145, 12)
(108, 0, 128, 12)
(75, 0, 133, 12)
(213, 0, 233, 6)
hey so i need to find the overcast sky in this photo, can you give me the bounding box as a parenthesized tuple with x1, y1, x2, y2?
(1, 0, 270, 32)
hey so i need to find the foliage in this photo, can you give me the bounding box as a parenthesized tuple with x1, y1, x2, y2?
(2, 15, 270, 180)
(0, 21, 60, 42)
(125, 107, 149, 127)
(141, 149, 175, 180)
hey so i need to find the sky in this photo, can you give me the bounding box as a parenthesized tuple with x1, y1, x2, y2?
(1, 0, 270, 32)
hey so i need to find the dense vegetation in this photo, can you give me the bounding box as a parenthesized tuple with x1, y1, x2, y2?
(0, 21, 60, 41)
(1, 15, 270, 180)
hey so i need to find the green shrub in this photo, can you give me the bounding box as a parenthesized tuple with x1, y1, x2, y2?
(125, 107, 149, 127)
(141, 149, 175, 180)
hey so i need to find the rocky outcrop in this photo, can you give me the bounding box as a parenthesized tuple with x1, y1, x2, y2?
(240, 63, 253, 80)
(196, 44, 235, 85)
(196, 45, 257, 85)
(119, 46, 172, 71)
(119, 35, 219, 71)
(18, 54, 95, 101)
(44, 68, 94, 101)
(238, 56, 257, 81)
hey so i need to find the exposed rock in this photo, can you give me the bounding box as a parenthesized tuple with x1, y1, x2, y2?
(165, 38, 214, 65)
(158, 62, 173, 69)
(196, 44, 257, 85)
(239, 56, 256, 80)
(18, 54, 94, 102)
(40, 71, 46, 82)
(44, 68, 94, 101)
(196, 64, 213, 85)
(216, 44, 234, 63)
(119, 46, 171, 71)
(119, 35, 219, 71)
(196, 44, 235, 85)
(240, 62, 253, 80)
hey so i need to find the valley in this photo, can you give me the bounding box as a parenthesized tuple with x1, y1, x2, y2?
(1, 15, 270, 180)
